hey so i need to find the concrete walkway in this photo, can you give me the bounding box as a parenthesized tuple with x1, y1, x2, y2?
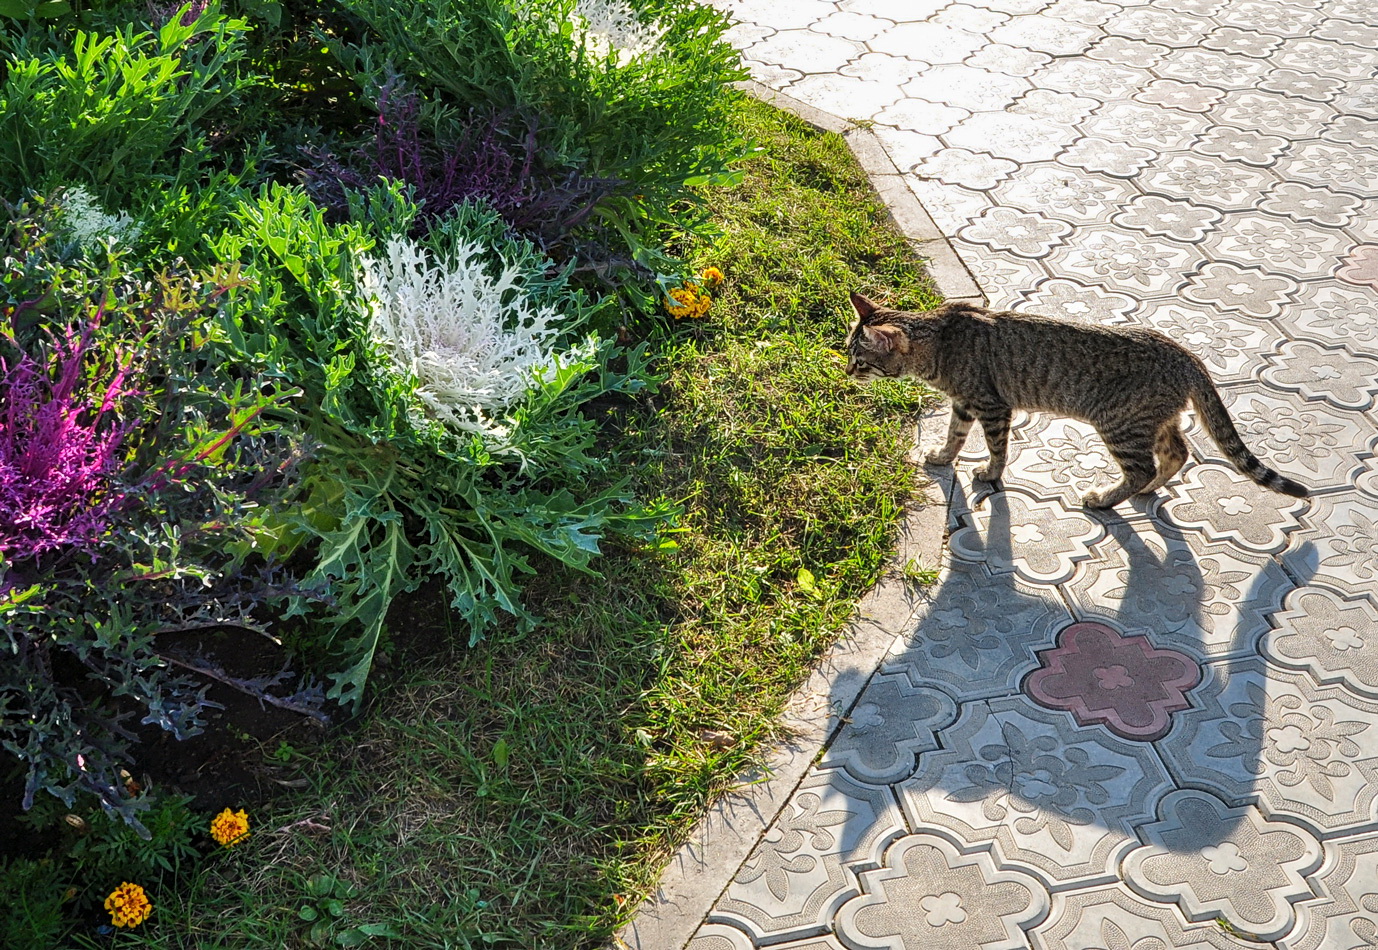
(622, 1, 1378, 947)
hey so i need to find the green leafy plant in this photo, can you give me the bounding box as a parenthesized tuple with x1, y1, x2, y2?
(297, 873, 400, 947)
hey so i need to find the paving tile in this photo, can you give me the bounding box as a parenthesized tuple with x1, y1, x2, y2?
(1137, 152, 1275, 211)
(1084, 34, 1171, 67)
(1155, 463, 1309, 555)
(1156, 0, 1226, 15)
(1034, 57, 1155, 99)
(1133, 78, 1226, 113)
(1323, 114, 1378, 149)
(742, 59, 806, 89)
(1333, 78, 1378, 120)
(1054, 135, 1157, 179)
(963, 41, 1053, 76)
(1079, 101, 1209, 150)
(989, 13, 1103, 54)
(1260, 67, 1345, 103)
(867, 21, 987, 63)
(900, 177, 989, 232)
(1200, 25, 1284, 58)
(812, 10, 895, 42)
(1336, 244, 1378, 289)
(948, 487, 1107, 584)
(1273, 142, 1378, 199)
(1121, 788, 1323, 942)
(1157, 659, 1378, 837)
(1129, 300, 1284, 383)
(1008, 275, 1139, 324)
(834, 833, 1049, 950)
(1062, 515, 1296, 662)
(963, 252, 1049, 309)
(898, 694, 1175, 886)
(839, 51, 926, 85)
(1272, 36, 1374, 79)
(685, 923, 755, 950)
(1202, 211, 1351, 279)
(1200, 384, 1378, 493)
(787, 74, 904, 120)
(870, 128, 945, 173)
(1042, 0, 1125, 26)
(839, 0, 948, 22)
(943, 110, 1078, 162)
(1178, 261, 1301, 320)
(722, 21, 778, 48)
(958, 206, 1074, 259)
(1257, 339, 1378, 413)
(1281, 832, 1378, 950)
(1281, 491, 1378, 600)
(930, 3, 1012, 34)
(1048, 227, 1203, 297)
(1192, 126, 1290, 167)
(1033, 884, 1246, 950)
(1264, 584, 1378, 702)
(1210, 0, 1325, 37)
(1112, 194, 1223, 242)
(1259, 181, 1363, 229)
(1109, 7, 1215, 46)
(748, 29, 865, 72)
(1154, 47, 1271, 89)
(913, 147, 1019, 190)
(901, 64, 1033, 111)
(996, 166, 1140, 226)
(1010, 88, 1101, 124)
(719, 0, 836, 30)
(882, 558, 1072, 701)
(710, 768, 906, 943)
(998, 416, 1145, 510)
(819, 671, 958, 784)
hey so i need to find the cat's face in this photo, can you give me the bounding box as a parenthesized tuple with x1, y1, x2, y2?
(845, 291, 911, 380)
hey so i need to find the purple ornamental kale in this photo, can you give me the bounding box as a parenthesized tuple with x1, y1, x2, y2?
(0, 305, 138, 560)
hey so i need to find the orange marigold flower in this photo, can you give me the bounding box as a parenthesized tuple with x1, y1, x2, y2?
(699, 266, 724, 284)
(210, 807, 250, 847)
(105, 882, 151, 928)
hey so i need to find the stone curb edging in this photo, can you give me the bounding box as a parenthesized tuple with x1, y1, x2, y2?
(613, 80, 983, 950)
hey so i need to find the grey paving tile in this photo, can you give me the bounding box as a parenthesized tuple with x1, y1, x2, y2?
(943, 110, 1078, 162)
(1178, 261, 1301, 320)
(1155, 462, 1310, 555)
(839, 51, 925, 85)
(1062, 515, 1296, 662)
(994, 415, 1150, 511)
(931, 2, 1012, 34)
(958, 206, 1075, 259)
(870, 128, 945, 173)
(709, 768, 906, 943)
(867, 21, 987, 62)
(1054, 135, 1157, 179)
(882, 558, 1072, 701)
(1008, 275, 1139, 324)
(1133, 78, 1226, 113)
(996, 166, 1140, 226)
(1257, 338, 1378, 412)
(900, 176, 989, 232)
(1281, 491, 1378, 600)
(1200, 25, 1284, 58)
(741, 59, 806, 89)
(989, 13, 1103, 54)
(898, 693, 1175, 886)
(819, 671, 957, 784)
(1192, 126, 1291, 167)
(1273, 141, 1378, 199)
(1281, 832, 1378, 950)
(1273, 36, 1374, 79)
(913, 147, 1019, 190)
(1079, 101, 1209, 151)
(964, 41, 1054, 76)
(1211, 0, 1325, 37)
(685, 923, 754, 950)
(1201, 384, 1378, 494)
(1042, 0, 1125, 26)
(839, 0, 948, 22)
(1011, 89, 1102, 124)
(1136, 153, 1279, 212)
(1109, 7, 1215, 46)
(1033, 884, 1247, 950)
(1034, 57, 1156, 99)
(1154, 47, 1271, 89)
(1260, 67, 1345, 103)
(1260, 181, 1363, 229)
(948, 487, 1108, 584)
(1048, 226, 1203, 297)
(1213, 90, 1337, 139)
(787, 74, 904, 120)
(720, 0, 836, 30)
(1157, 658, 1378, 837)
(1112, 194, 1223, 242)
(1201, 211, 1351, 279)
(1333, 77, 1378, 120)
(1323, 114, 1378, 149)
(1084, 34, 1171, 67)
(1265, 584, 1378, 702)
(962, 251, 1049, 309)
(1121, 788, 1323, 942)
(901, 64, 1032, 111)
(812, 10, 894, 42)
(834, 833, 1050, 950)
(1129, 300, 1285, 383)
(748, 29, 864, 72)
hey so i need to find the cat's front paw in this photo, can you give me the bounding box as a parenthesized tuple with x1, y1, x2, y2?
(1081, 490, 1112, 509)
(972, 466, 1003, 483)
(924, 449, 955, 466)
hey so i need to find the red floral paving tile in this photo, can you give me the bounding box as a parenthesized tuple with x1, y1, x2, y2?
(1337, 244, 1378, 289)
(1025, 622, 1201, 740)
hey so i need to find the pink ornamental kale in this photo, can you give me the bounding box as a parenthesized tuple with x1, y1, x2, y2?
(0, 306, 138, 560)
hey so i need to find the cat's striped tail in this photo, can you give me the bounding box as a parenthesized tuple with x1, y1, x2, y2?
(1190, 377, 1309, 498)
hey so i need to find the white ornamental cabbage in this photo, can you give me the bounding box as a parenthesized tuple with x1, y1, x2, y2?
(58, 185, 142, 248)
(361, 236, 563, 437)
(572, 0, 665, 62)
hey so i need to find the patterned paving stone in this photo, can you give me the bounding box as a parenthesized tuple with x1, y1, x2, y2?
(1199, 384, 1378, 494)
(902, 65, 1031, 113)
(748, 30, 863, 73)
(949, 487, 1107, 584)
(819, 671, 957, 784)
(868, 21, 987, 63)
(1278, 281, 1378, 348)
(1130, 300, 1284, 383)
(1121, 789, 1322, 942)
(989, 13, 1103, 54)
(834, 834, 1049, 950)
(1001, 416, 1140, 510)
(1260, 181, 1363, 229)
(812, 10, 894, 42)
(788, 74, 905, 120)
(1265, 584, 1378, 701)
(841, 51, 927, 85)
(1260, 67, 1345, 103)
(1033, 885, 1246, 950)
(685, 923, 755, 950)
(1192, 126, 1290, 167)
(721, 0, 835, 30)
(1259, 339, 1378, 412)
(899, 694, 1174, 886)
(872, 98, 969, 135)
(1025, 620, 1201, 741)
(1110, 7, 1214, 46)
(1085, 35, 1171, 69)
(1281, 491, 1378, 600)
(1159, 659, 1378, 837)
(1051, 227, 1203, 297)
(1035, 57, 1156, 99)
(1200, 25, 1283, 59)
(1155, 463, 1309, 555)
(965, 41, 1053, 77)
(1111, 194, 1222, 242)
(1136, 153, 1279, 213)
(1282, 833, 1378, 950)
(1178, 261, 1301, 320)
(944, 110, 1078, 162)
(1009, 276, 1139, 324)
(1273, 36, 1373, 80)
(964, 254, 1049, 309)
(710, 769, 906, 943)
(913, 147, 1019, 190)
(958, 206, 1075, 259)
(1273, 142, 1378, 198)
(1202, 211, 1351, 280)
(1336, 245, 1378, 290)
(1211, 0, 1323, 37)
(1055, 135, 1157, 179)
(1062, 515, 1296, 661)
(1010, 88, 1101, 125)
(882, 558, 1072, 701)
(1155, 47, 1271, 89)
(1079, 101, 1208, 151)
(996, 166, 1139, 226)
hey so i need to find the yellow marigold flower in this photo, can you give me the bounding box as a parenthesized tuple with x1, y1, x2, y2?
(105, 882, 151, 929)
(210, 807, 250, 847)
(699, 266, 724, 284)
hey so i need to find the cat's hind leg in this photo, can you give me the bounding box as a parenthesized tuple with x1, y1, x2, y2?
(972, 407, 1013, 482)
(1139, 421, 1189, 495)
(1083, 429, 1157, 508)
(925, 402, 975, 466)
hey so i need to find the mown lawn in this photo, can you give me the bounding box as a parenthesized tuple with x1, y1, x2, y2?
(120, 95, 943, 950)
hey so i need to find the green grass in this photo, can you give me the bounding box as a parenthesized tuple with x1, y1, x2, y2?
(57, 95, 943, 950)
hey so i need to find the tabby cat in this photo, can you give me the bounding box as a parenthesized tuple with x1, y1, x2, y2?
(844, 292, 1309, 509)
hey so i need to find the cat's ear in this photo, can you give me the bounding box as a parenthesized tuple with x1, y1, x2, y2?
(861, 323, 908, 354)
(850, 292, 881, 320)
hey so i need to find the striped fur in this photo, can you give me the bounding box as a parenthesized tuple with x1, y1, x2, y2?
(845, 292, 1310, 509)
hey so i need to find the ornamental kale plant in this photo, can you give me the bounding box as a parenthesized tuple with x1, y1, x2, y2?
(0, 302, 137, 559)
(1, 201, 320, 833)
(212, 185, 671, 708)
